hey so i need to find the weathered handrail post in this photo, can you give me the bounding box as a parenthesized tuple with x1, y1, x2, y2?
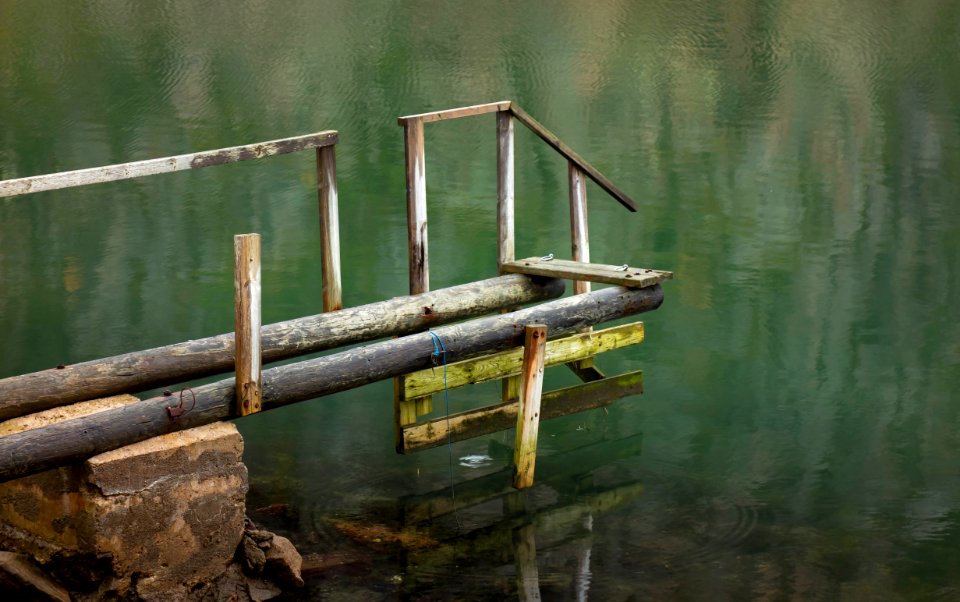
(317, 145, 342, 312)
(498, 110, 521, 402)
(568, 163, 590, 294)
(513, 324, 547, 489)
(396, 116, 431, 431)
(234, 234, 262, 416)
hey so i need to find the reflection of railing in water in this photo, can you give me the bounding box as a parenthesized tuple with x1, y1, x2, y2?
(0, 130, 345, 312)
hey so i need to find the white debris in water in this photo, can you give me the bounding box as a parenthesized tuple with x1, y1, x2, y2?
(458, 454, 492, 469)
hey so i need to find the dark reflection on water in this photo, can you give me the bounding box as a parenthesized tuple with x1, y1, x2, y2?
(2, 0, 960, 599)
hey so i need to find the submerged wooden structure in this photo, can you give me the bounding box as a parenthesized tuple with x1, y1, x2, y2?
(0, 101, 672, 490)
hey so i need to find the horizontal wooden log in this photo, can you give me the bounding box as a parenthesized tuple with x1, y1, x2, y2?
(398, 101, 512, 125)
(508, 104, 638, 212)
(0, 285, 663, 482)
(0, 274, 565, 421)
(402, 370, 644, 452)
(502, 257, 673, 289)
(0, 131, 339, 198)
(403, 322, 644, 398)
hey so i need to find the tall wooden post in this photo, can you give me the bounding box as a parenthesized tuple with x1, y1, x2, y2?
(317, 145, 342, 312)
(498, 110, 521, 402)
(404, 117, 429, 295)
(568, 162, 590, 293)
(234, 234, 262, 416)
(397, 116, 431, 430)
(513, 324, 547, 489)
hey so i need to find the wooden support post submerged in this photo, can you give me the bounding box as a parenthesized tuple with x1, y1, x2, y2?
(234, 234, 262, 416)
(498, 109, 521, 402)
(317, 145, 342, 312)
(567, 161, 604, 380)
(514, 524, 542, 602)
(398, 115, 432, 423)
(513, 325, 547, 489)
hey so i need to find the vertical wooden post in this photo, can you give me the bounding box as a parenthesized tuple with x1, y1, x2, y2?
(514, 524, 542, 602)
(234, 234, 262, 416)
(404, 117, 429, 295)
(513, 324, 547, 489)
(498, 110, 521, 402)
(317, 145, 342, 312)
(568, 162, 590, 293)
(397, 117, 431, 429)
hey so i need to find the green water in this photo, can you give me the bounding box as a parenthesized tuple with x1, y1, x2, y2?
(2, 1, 959, 599)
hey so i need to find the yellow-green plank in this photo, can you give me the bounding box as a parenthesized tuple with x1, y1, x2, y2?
(404, 322, 644, 399)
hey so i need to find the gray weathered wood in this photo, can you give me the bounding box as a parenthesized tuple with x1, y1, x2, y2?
(398, 101, 512, 125)
(514, 325, 547, 489)
(401, 370, 644, 452)
(404, 117, 429, 295)
(0, 131, 338, 198)
(234, 234, 262, 416)
(568, 163, 591, 295)
(508, 105, 637, 212)
(0, 285, 663, 482)
(497, 110, 516, 269)
(502, 257, 673, 289)
(0, 274, 565, 421)
(317, 145, 342, 312)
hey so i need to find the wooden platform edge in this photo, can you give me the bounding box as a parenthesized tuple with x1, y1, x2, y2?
(502, 257, 673, 289)
(401, 369, 644, 452)
(403, 322, 644, 399)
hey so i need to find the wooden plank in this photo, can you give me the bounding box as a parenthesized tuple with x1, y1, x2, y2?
(508, 105, 637, 212)
(0, 274, 564, 421)
(502, 257, 673, 289)
(398, 101, 512, 125)
(234, 234, 263, 416)
(0, 285, 664, 482)
(0, 131, 339, 198)
(316, 145, 342, 312)
(401, 370, 643, 452)
(513, 325, 547, 489)
(404, 322, 644, 399)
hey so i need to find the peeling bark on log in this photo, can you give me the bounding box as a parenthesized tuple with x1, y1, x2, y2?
(0, 285, 662, 482)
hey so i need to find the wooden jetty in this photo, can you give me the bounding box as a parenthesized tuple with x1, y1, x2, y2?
(0, 101, 673, 490)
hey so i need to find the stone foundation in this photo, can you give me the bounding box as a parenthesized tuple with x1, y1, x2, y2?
(0, 395, 249, 600)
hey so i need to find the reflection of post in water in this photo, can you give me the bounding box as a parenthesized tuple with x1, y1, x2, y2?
(514, 523, 542, 601)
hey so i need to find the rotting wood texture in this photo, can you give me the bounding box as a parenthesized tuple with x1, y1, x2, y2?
(0, 274, 565, 421)
(234, 234, 262, 416)
(403, 322, 644, 398)
(402, 370, 643, 452)
(0, 285, 663, 482)
(513, 324, 547, 489)
(0, 131, 338, 198)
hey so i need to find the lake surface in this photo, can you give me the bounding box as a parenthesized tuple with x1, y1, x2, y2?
(1, 1, 959, 599)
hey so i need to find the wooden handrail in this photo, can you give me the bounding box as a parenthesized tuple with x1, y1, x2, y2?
(398, 101, 512, 125)
(396, 101, 637, 212)
(508, 105, 638, 212)
(0, 130, 339, 198)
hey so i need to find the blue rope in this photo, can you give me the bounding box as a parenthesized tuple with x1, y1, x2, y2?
(428, 330, 461, 531)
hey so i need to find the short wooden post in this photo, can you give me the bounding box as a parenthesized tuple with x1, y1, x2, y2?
(398, 116, 431, 425)
(514, 524, 542, 601)
(513, 324, 547, 489)
(317, 145, 342, 312)
(498, 110, 521, 402)
(234, 234, 262, 416)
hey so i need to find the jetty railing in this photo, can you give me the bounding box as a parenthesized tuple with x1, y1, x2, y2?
(0, 131, 344, 312)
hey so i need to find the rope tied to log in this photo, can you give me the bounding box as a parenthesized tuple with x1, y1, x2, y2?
(428, 331, 461, 531)
(166, 388, 196, 421)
